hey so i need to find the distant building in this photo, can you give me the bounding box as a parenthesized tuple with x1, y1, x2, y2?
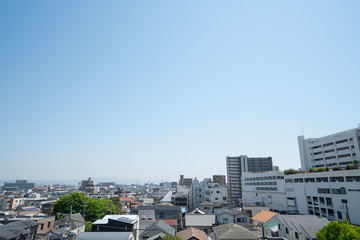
(79, 177, 96, 193)
(179, 175, 193, 188)
(2, 180, 36, 191)
(298, 127, 360, 170)
(226, 156, 273, 202)
(212, 175, 226, 186)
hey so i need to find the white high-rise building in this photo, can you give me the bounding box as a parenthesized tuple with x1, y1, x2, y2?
(298, 127, 360, 170)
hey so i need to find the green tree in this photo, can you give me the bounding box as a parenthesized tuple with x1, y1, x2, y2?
(53, 192, 121, 223)
(284, 169, 297, 175)
(316, 220, 360, 240)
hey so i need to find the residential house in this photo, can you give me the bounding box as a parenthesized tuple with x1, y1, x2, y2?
(276, 215, 330, 240)
(138, 220, 175, 240)
(0, 220, 39, 240)
(215, 210, 233, 225)
(229, 209, 251, 229)
(92, 215, 139, 239)
(135, 205, 182, 230)
(176, 227, 207, 240)
(185, 214, 215, 234)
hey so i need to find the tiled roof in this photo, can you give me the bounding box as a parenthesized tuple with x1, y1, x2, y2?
(213, 223, 258, 240)
(176, 227, 207, 240)
(252, 210, 278, 223)
(155, 219, 177, 226)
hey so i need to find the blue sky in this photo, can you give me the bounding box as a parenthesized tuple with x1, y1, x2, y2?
(1, 1, 360, 182)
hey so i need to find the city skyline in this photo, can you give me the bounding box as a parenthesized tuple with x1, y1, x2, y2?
(1, 1, 360, 181)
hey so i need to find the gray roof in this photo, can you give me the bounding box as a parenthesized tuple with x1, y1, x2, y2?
(276, 215, 330, 239)
(139, 220, 175, 238)
(76, 232, 134, 240)
(215, 209, 232, 217)
(213, 223, 259, 240)
(185, 214, 215, 227)
(161, 191, 173, 203)
(0, 220, 39, 240)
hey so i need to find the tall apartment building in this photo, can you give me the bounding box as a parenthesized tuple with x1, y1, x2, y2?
(226, 156, 273, 202)
(298, 127, 360, 170)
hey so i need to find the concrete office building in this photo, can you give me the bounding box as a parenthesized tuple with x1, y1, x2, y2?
(298, 127, 360, 170)
(242, 171, 287, 213)
(285, 169, 360, 225)
(226, 156, 273, 202)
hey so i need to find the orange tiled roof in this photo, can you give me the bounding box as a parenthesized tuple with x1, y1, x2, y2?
(252, 210, 278, 223)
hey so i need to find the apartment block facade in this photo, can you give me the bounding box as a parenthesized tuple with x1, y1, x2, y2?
(298, 127, 360, 170)
(226, 155, 273, 202)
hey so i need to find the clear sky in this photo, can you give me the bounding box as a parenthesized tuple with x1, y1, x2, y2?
(1, 1, 360, 183)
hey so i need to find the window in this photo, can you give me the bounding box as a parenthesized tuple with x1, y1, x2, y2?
(216, 191, 220, 193)
(341, 199, 348, 204)
(47, 221, 51, 228)
(141, 215, 146, 220)
(223, 197, 227, 200)
(318, 188, 330, 194)
(159, 212, 164, 218)
(326, 198, 332, 207)
(237, 218, 247, 222)
(304, 178, 315, 183)
(319, 197, 325, 204)
(286, 227, 289, 234)
(41, 223, 44, 230)
(295, 232, 299, 239)
(331, 188, 347, 195)
(337, 211, 343, 219)
(330, 176, 345, 182)
(223, 218, 228, 221)
(278, 224, 281, 230)
(148, 215, 153, 220)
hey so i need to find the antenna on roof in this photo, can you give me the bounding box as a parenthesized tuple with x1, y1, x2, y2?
(301, 120, 305, 137)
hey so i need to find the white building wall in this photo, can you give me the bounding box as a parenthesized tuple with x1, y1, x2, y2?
(242, 171, 287, 212)
(298, 127, 360, 170)
(205, 182, 228, 204)
(285, 169, 360, 225)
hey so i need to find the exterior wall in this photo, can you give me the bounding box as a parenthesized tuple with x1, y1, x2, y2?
(227, 156, 273, 201)
(285, 169, 360, 225)
(233, 212, 250, 229)
(37, 216, 55, 234)
(242, 172, 287, 212)
(205, 182, 228, 204)
(298, 127, 360, 170)
(217, 213, 233, 225)
(213, 175, 226, 186)
(9, 198, 26, 210)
